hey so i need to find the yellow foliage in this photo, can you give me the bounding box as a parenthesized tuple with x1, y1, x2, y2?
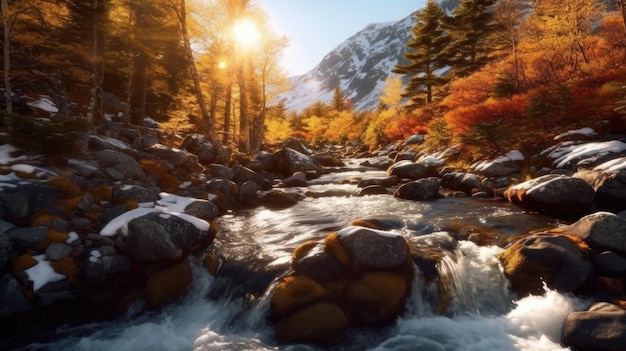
(265, 118, 294, 143)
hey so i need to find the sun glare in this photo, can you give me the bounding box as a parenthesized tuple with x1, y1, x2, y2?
(232, 19, 261, 49)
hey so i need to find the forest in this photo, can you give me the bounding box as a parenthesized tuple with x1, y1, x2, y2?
(1, 0, 626, 162)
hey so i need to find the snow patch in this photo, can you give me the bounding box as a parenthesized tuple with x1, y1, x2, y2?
(554, 127, 597, 141)
(25, 255, 66, 291)
(337, 225, 402, 239)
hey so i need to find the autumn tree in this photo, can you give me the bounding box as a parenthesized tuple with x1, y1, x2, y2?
(332, 83, 347, 112)
(394, 0, 450, 107)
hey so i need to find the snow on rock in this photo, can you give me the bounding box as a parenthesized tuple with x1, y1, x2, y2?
(554, 127, 597, 140)
(29, 96, 58, 114)
(594, 157, 626, 172)
(0, 144, 27, 165)
(546, 140, 626, 169)
(25, 255, 66, 291)
(471, 150, 525, 177)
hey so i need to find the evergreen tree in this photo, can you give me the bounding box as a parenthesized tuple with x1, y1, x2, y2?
(393, 0, 451, 108)
(332, 83, 347, 112)
(443, 0, 499, 79)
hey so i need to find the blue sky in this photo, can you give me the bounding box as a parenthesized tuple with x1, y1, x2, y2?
(256, 1, 426, 76)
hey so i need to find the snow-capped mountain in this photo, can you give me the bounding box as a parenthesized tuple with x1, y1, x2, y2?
(276, 0, 460, 112)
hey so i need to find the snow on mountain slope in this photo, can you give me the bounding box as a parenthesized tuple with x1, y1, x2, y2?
(275, 0, 459, 113)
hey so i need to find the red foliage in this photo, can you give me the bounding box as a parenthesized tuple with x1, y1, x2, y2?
(444, 95, 528, 134)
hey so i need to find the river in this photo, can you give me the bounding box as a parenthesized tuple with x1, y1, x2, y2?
(19, 162, 589, 351)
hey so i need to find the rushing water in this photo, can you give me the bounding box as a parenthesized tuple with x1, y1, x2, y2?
(18, 163, 590, 351)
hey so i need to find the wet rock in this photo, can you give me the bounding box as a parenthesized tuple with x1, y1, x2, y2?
(282, 138, 313, 155)
(81, 254, 131, 289)
(504, 174, 595, 214)
(292, 244, 347, 282)
(393, 149, 417, 162)
(312, 153, 344, 167)
(271, 275, 329, 318)
(360, 156, 393, 170)
(394, 177, 441, 201)
(343, 271, 408, 324)
(111, 184, 160, 204)
(0, 184, 63, 222)
(282, 172, 307, 187)
(144, 262, 193, 309)
(263, 190, 298, 210)
(356, 185, 388, 196)
(205, 163, 234, 180)
(35, 278, 79, 307)
(357, 175, 399, 188)
(349, 216, 406, 231)
(565, 211, 626, 254)
(179, 134, 218, 165)
(0, 233, 11, 271)
(402, 134, 425, 146)
(562, 302, 626, 351)
(92, 150, 146, 181)
(408, 232, 459, 283)
(125, 212, 214, 262)
(273, 147, 322, 177)
(205, 179, 238, 211)
(0, 274, 34, 318)
(499, 233, 593, 297)
(274, 302, 347, 343)
(336, 226, 409, 269)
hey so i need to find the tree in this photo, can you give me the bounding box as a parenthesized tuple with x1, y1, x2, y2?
(1, 0, 12, 113)
(332, 83, 347, 112)
(443, 0, 499, 79)
(379, 75, 407, 138)
(394, 0, 451, 107)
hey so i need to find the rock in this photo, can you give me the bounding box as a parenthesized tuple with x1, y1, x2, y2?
(144, 262, 193, 309)
(312, 153, 344, 167)
(471, 152, 524, 177)
(387, 160, 430, 179)
(205, 179, 238, 211)
(45, 242, 73, 261)
(126, 212, 214, 262)
(179, 134, 218, 165)
(271, 275, 329, 318)
(92, 150, 146, 181)
(343, 271, 408, 324)
(593, 251, 626, 277)
(0, 233, 11, 271)
(292, 244, 347, 283)
(111, 184, 160, 204)
(0, 184, 63, 222)
(35, 278, 79, 307)
(183, 200, 220, 221)
(249, 152, 276, 173)
(8, 226, 47, 249)
(282, 138, 313, 155)
(394, 177, 441, 201)
(274, 302, 347, 343)
(0, 274, 34, 318)
(562, 302, 626, 351)
(565, 211, 626, 254)
(282, 172, 307, 187)
(504, 174, 596, 214)
(408, 232, 459, 283)
(238, 180, 261, 205)
(499, 233, 593, 297)
(402, 134, 425, 146)
(232, 165, 271, 190)
(349, 216, 406, 231)
(575, 169, 626, 212)
(360, 156, 393, 170)
(143, 144, 200, 173)
(273, 148, 322, 177)
(263, 190, 298, 210)
(336, 226, 409, 269)
(393, 149, 417, 162)
(81, 254, 131, 289)
(357, 175, 399, 188)
(205, 164, 234, 180)
(356, 185, 388, 196)
(441, 172, 485, 196)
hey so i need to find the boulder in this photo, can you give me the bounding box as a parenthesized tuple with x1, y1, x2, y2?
(183, 200, 220, 221)
(81, 254, 131, 289)
(232, 165, 272, 190)
(499, 233, 593, 297)
(0, 274, 34, 318)
(593, 251, 626, 277)
(336, 226, 409, 269)
(343, 271, 408, 324)
(271, 275, 329, 318)
(504, 174, 595, 214)
(273, 147, 322, 177)
(312, 153, 344, 167)
(471, 151, 524, 177)
(263, 190, 298, 210)
(394, 177, 441, 201)
(360, 156, 393, 170)
(562, 302, 626, 351)
(441, 172, 486, 196)
(387, 160, 430, 180)
(0, 233, 12, 271)
(292, 243, 347, 283)
(144, 262, 193, 309)
(356, 185, 388, 196)
(92, 150, 146, 181)
(565, 211, 626, 254)
(282, 172, 307, 187)
(402, 134, 425, 146)
(274, 302, 347, 343)
(179, 134, 218, 165)
(8, 226, 47, 249)
(205, 164, 234, 180)
(0, 184, 63, 222)
(575, 169, 626, 212)
(125, 212, 214, 262)
(143, 144, 200, 173)
(45, 242, 73, 261)
(282, 138, 313, 155)
(111, 184, 160, 204)
(249, 152, 276, 173)
(357, 175, 399, 188)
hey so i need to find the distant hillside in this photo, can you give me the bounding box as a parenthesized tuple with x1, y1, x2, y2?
(275, 0, 460, 112)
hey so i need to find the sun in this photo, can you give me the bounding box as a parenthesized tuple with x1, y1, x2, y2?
(232, 19, 261, 49)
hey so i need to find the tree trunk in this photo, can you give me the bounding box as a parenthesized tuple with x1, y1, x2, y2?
(176, 0, 227, 161)
(2, 0, 12, 114)
(236, 59, 250, 153)
(222, 83, 232, 145)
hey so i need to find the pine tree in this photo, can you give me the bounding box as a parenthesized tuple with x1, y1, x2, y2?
(443, 0, 499, 79)
(393, 0, 451, 108)
(332, 83, 347, 112)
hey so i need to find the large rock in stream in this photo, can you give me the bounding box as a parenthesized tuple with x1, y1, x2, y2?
(562, 302, 626, 351)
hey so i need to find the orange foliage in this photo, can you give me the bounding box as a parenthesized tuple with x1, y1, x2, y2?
(444, 95, 528, 134)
